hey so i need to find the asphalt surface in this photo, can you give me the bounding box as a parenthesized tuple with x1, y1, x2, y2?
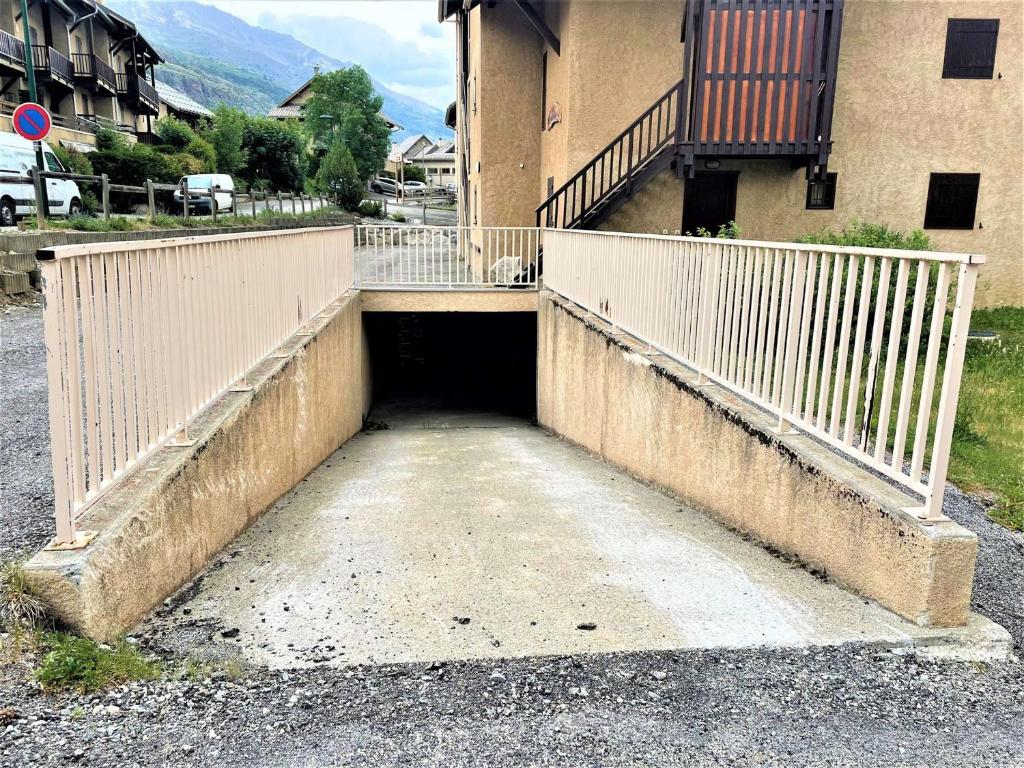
(1, 301, 1023, 767)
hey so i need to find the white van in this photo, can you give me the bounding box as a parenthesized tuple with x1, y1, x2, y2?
(172, 173, 234, 214)
(0, 131, 84, 226)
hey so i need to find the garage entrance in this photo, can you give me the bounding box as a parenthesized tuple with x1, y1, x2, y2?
(363, 311, 537, 425)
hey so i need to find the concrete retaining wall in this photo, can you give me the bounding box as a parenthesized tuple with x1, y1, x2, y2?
(26, 292, 371, 641)
(536, 291, 978, 627)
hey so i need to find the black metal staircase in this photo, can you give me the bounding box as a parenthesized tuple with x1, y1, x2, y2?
(535, 80, 682, 231)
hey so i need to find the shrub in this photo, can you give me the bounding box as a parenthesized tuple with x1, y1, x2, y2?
(241, 117, 307, 192)
(402, 165, 426, 184)
(358, 200, 383, 218)
(390, 212, 406, 222)
(314, 141, 363, 210)
(95, 127, 128, 152)
(51, 145, 99, 212)
(186, 137, 217, 172)
(155, 115, 198, 151)
(35, 633, 160, 693)
(691, 221, 741, 239)
(204, 105, 248, 175)
(795, 221, 931, 251)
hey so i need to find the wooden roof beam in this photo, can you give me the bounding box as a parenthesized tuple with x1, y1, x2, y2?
(512, 0, 559, 56)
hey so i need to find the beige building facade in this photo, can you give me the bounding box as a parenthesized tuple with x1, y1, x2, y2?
(0, 0, 161, 149)
(445, 0, 1023, 307)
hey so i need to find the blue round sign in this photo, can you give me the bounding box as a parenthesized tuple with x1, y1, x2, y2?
(12, 102, 51, 142)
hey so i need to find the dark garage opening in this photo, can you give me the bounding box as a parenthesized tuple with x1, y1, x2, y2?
(364, 312, 537, 423)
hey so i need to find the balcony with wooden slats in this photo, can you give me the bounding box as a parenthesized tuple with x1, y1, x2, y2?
(31, 45, 75, 90)
(676, 0, 844, 177)
(0, 29, 26, 75)
(71, 52, 119, 94)
(116, 70, 160, 114)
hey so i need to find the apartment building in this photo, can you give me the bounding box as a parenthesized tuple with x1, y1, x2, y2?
(442, 0, 1023, 307)
(0, 0, 161, 149)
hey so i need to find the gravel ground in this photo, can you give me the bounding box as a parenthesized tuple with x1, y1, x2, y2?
(1, 643, 1022, 768)
(0, 301, 54, 559)
(2, 301, 1023, 767)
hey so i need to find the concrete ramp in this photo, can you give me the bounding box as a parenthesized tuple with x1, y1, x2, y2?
(143, 416, 1004, 667)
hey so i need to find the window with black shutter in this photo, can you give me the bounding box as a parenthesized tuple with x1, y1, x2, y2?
(806, 173, 837, 210)
(943, 19, 999, 79)
(924, 173, 980, 230)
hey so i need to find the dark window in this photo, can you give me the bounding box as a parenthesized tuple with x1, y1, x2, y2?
(924, 173, 980, 230)
(943, 19, 999, 79)
(541, 51, 548, 130)
(806, 173, 837, 210)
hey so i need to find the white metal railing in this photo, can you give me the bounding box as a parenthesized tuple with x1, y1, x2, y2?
(543, 229, 982, 521)
(40, 226, 355, 546)
(354, 225, 540, 288)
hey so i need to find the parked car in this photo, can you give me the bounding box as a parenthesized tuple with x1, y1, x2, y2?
(0, 131, 84, 226)
(172, 173, 235, 213)
(402, 180, 427, 197)
(369, 176, 399, 195)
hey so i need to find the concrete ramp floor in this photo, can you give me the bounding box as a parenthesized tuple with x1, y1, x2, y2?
(143, 415, 1004, 667)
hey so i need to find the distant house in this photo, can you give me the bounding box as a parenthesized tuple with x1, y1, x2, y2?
(388, 133, 456, 188)
(156, 82, 213, 128)
(267, 73, 402, 133)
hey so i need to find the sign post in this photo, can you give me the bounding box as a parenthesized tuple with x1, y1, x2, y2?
(17, 0, 49, 223)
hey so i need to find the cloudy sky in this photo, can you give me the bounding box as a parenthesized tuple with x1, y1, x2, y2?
(201, 1, 456, 108)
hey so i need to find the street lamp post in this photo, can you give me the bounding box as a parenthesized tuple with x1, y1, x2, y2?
(18, 0, 48, 220)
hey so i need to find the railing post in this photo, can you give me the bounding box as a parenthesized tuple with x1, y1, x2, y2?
(251, 190, 257, 218)
(30, 168, 46, 229)
(777, 250, 807, 433)
(181, 179, 189, 222)
(291, 193, 296, 215)
(209, 186, 217, 222)
(101, 173, 110, 219)
(145, 178, 155, 220)
(277, 191, 283, 214)
(230, 188, 237, 217)
(913, 260, 980, 522)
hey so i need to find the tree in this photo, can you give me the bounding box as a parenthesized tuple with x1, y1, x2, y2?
(205, 105, 248, 175)
(304, 66, 391, 182)
(314, 141, 362, 210)
(154, 116, 198, 150)
(402, 164, 426, 184)
(240, 117, 307, 191)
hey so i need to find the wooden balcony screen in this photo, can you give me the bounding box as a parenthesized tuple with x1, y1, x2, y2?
(682, 0, 843, 159)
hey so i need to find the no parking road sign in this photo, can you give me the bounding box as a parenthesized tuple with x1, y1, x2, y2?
(12, 102, 51, 142)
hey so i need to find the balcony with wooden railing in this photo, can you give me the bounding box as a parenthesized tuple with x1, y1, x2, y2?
(0, 29, 25, 73)
(31, 45, 75, 89)
(116, 71, 160, 114)
(676, 0, 844, 176)
(71, 52, 118, 94)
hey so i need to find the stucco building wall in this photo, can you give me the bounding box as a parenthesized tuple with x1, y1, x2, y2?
(462, 0, 1023, 307)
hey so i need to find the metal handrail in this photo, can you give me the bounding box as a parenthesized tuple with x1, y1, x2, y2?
(543, 228, 981, 521)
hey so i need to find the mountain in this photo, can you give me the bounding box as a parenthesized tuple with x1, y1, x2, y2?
(108, 0, 452, 140)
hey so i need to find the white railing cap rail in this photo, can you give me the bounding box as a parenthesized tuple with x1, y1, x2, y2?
(549, 228, 986, 265)
(35, 224, 355, 260)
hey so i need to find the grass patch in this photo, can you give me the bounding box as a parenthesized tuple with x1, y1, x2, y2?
(0, 561, 47, 628)
(35, 633, 160, 693)
(947, 307, 1024, 529)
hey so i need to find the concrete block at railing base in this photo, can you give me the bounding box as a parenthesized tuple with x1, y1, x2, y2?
(25, 291, 370, 642)
(536, 291, 978, 628)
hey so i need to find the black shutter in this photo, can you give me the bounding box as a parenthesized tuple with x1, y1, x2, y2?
(924, 173, 980, 230)
(943, 19, 999, 79)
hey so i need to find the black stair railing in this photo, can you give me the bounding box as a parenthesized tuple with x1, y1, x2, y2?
(535, 79, 682, 230)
